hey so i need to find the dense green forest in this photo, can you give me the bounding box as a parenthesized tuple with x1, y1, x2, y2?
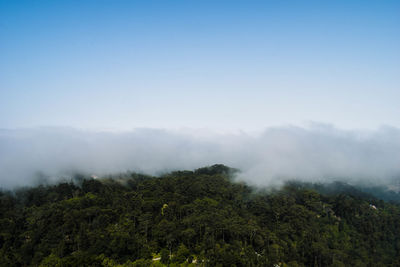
(1, 165, 400, 266)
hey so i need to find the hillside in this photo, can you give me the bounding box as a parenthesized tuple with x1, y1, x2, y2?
(1, 165, 400, 266)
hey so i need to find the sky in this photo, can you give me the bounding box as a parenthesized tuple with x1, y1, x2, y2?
(1, 0, 399, 131)
(1, 1, 400, 187)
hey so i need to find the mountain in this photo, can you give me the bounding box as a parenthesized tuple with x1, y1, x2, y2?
(1, 165, 400, 266)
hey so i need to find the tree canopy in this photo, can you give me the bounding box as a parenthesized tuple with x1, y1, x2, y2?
(1, 165, 400, 266)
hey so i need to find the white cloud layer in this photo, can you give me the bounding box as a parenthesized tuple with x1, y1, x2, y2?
(1, 124, 400, 189)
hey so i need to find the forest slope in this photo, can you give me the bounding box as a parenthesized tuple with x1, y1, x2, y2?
(1, 165, 400, 266)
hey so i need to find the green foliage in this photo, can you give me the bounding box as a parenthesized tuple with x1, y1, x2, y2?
(160, 248, 170, 264)
(173, 244, 190, 263)
(1, 164, 400, 266)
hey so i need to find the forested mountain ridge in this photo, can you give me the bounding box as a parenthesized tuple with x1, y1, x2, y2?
(1, 165, 400, 266)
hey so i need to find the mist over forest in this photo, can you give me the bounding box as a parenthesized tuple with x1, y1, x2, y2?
(1, 125, 400, 189)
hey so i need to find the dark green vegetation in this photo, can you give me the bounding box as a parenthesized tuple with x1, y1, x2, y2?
(1, 165, 400, 266)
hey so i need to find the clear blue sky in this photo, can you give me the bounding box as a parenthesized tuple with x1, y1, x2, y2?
(1, 0, 399, 131)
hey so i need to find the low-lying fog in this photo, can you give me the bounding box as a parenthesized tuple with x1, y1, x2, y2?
(1, 124, 400, 189)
